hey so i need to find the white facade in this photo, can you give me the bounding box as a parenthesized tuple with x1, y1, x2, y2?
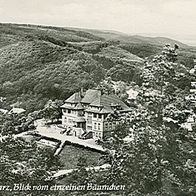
(61, 89, 130, 139)
(62, 110, 119, 139)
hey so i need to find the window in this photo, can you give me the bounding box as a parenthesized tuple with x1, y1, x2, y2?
(98, 114, 102, 119)
(88, 113, 92, 117)
(68, 119, 72, 123)
(109, 122, 112, 129)
(93, 113, 97, 118)
(104, 114, 108, 119)
(98, 123, 100, 130)
(87, 116, 92, 124)
(105, 123, 108, 129)
(68, 109, 71, 114)
(99, 133, 101, 138)
(87, 126, 92, 130)
(78, 111, 83, 117)
(94, 123, 97, 130)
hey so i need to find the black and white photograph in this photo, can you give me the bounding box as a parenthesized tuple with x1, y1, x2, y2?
(0, 0, 196, 195)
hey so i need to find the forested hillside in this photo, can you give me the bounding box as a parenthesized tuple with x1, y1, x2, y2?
(0, 23, 195, 112)
(75, 27, 196, 66)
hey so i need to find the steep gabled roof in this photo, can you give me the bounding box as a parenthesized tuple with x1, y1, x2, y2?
(89, 94, 130, 113)
(62, 89, 130, 113)
(65, 92, 82, 103)
(89, 95, 102, 107)
(81, 89, 101, 104)
(106, 94, 130, 110)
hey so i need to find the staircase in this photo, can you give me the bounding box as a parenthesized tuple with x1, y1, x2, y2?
(79, 131, 93, 139)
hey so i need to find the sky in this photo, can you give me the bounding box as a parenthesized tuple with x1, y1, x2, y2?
(0, 0, 196, 45)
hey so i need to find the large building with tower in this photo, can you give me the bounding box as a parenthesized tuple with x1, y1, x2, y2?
(61, 89, 130, 139)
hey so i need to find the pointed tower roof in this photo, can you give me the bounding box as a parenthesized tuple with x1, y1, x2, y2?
(65, 92, 82, 103)
(81, 89, 101, 104)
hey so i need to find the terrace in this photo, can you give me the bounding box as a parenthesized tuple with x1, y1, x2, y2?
(34, 119, 105, 153)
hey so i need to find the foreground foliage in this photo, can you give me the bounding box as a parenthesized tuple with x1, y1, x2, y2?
(0, 137, 61, 195)
(62, 45, 196, 196)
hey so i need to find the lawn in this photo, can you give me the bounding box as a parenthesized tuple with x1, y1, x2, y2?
(59, 144, 104, 170)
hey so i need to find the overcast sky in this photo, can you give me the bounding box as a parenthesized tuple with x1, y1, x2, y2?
(0, 0, 195, 45)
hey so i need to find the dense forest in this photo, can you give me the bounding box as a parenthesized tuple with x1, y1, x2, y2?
(0, 23, 195, 112)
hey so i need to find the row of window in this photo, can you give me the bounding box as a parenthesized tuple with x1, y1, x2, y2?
(88, 113, 108, 118)
(64, 110, 108, 120)
(104, 121, 117, 130)
(64, 109, 84, 116)
(64, 117, 117, 129)
(91, 122, 116, 131)
(64, 109, 78, 114)
(93, 113, 102, 119)
(93, 121, 117, 130)
(94, 132, 102, 138)
(64, 117, 73, 124)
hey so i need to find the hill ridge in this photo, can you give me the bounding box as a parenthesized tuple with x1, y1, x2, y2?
(0, 23, 195, 112)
